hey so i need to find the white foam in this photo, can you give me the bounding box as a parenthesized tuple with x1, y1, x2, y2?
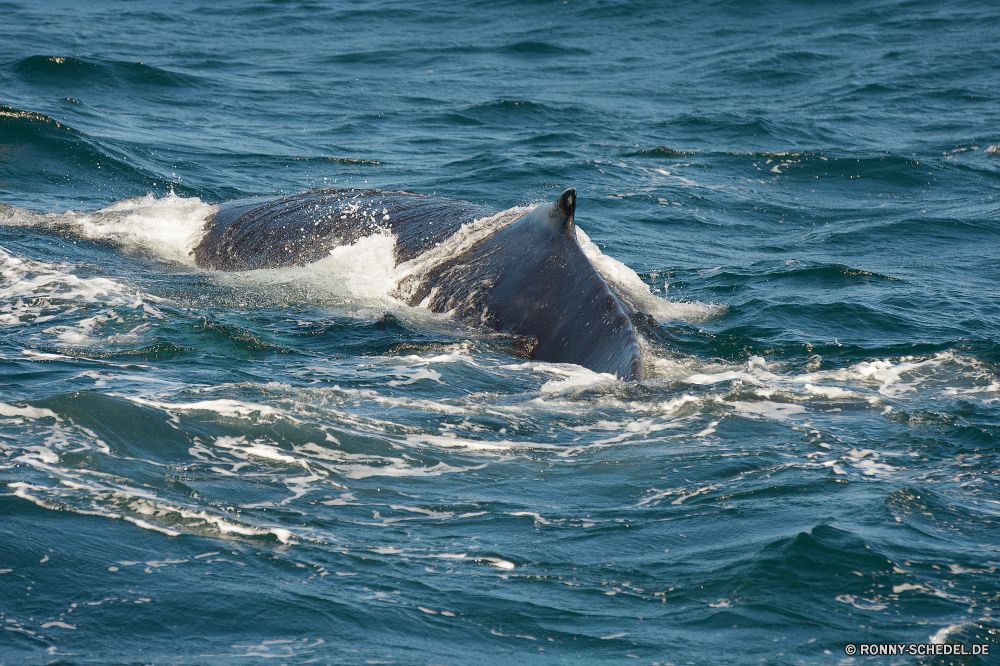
(131, 501, 293, 544)
(333, 458, 487, 480)
(0, 403, 59, 421)
(930, 624, 964, 644)
(427, 552, 514, 569)
(795, 357, 934, 397)
(835, 595, 888, 611)
(217, 231, 399, 310)
(0, 194, 215, 265)
(404, 432, 552, 454)
(483, 557, 515, 570)
(123, 515, 182, 537)
(21, 350, 73, 361)
(387, 366, 443, 387)
(575, 226, 721, 324)
(8, 481, 121, 518)
(802, 384, 855, 398)
(332, 387, 469, 415)
(729, 400, 808, 421)
(215, 436, 297, 463)
(892, 583, 927, 594)
(124, 396, 291, 421)
(509, 511, 554, 526)
(534, 363, 619, 393)
(640, 352, 996, 420)
(9, 468, 296, 545)
(0, 246, 164, 347)
(660, 394, 702, 413)
(790, 352, 997, 403)
(683, 370, 764, 386)
(46, 312, 123, 345)
(845, 449, 896, 476)
(40, 621, 76, 630)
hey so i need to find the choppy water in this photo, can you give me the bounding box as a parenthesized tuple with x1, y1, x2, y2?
(2, 1, 1000, 664)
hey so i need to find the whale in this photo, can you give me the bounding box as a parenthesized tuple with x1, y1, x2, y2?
(192, 187, 645, 381)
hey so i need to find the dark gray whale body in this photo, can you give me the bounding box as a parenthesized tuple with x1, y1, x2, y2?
(193, 188, 644, 381)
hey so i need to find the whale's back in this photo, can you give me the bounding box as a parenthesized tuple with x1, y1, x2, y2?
(192, 188, 643, 380)
(193, 188, 491, 271)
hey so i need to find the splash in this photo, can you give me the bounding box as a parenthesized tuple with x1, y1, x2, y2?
(0, 192, 216, 266)
(575, 225, 723, 324)
(216, 230, 400, 312)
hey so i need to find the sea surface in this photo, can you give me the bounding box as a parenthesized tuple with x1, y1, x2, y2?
(1, 1, 999, 664)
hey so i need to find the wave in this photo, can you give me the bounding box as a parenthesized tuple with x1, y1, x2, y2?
(420, 100, 569, 129)
(8, 55, 201, 90)
(499, 40, 591, 58)
(626, 147, 698, 158)
(701, 151, 934, 188)
(320, 49, 414, 66)
(3, 343, 995, 544)
(0, 104, 179, 204)
(782, 153, 934, 188)
(657, 113, 842, 147)
(710, 262, 898, 284)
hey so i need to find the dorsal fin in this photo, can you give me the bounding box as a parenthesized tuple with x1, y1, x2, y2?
(556, 187, 576, 235)
(528, 187, 577, 236)
(558, 188, 576, 220)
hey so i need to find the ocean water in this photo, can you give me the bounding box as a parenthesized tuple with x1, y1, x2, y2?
(1, 0, 999, 664)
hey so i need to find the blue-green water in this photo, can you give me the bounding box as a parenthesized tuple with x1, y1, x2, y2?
(2, 1, 999, 664)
